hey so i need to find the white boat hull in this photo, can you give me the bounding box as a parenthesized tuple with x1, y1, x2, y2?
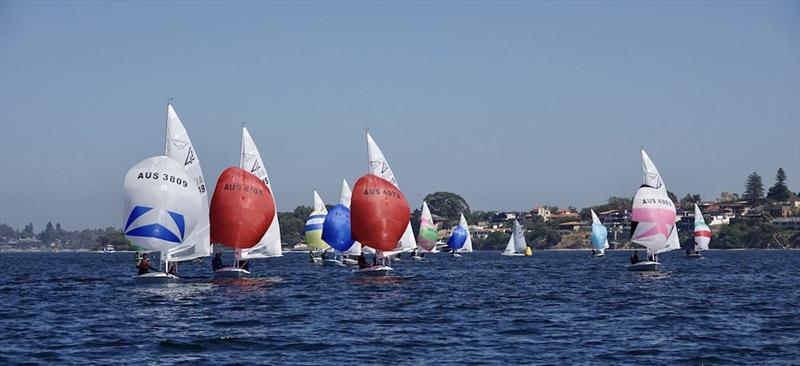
(412, 255, 425, 261)
(594, 252, 605, 257)
(502, 252, 525, 257)
(628, 261, 661, 271)
(323, 259, 346, 267)
(452, 253, 463, 258)
(133, 272, 179, 282)
(687, 253, 703, 259)
(358, 265, 393, 276)
(342, 258, 358, 266)
(213, 267, 251, 279)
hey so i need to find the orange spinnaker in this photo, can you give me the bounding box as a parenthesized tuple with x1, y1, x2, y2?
(210, 167, 275, 249)
(351, 175, 410, 252)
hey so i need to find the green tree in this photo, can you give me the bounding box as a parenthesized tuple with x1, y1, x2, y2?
(743, 172, 765, 203)
(422, 192, 470, 227)
(767, 168, 792, 202)
(680, 194, 702, 209)
(96, 228, 131, 251)
(719, 192, 739, 202)
(39, 221, 57, 243)
(21, 223, 34, 238)
(667, 191, 678, 205)
(0, 223, 19, 239)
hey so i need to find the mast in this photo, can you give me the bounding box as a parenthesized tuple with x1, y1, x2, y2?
(164, 97, 173, 155)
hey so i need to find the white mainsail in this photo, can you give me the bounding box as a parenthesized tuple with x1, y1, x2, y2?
(456, 213, 473, 253)
(631, 150, 679, 255)
(240, 126, 282, 259)
(367, 132, 416, 254)
(503, 219, 526, 255)
(693, 204, 712, 252)
(513, 219, 527, 253)
(164, 104, 211, 262)
(339, 179, 362, 256)
(124, 156, 202, 268)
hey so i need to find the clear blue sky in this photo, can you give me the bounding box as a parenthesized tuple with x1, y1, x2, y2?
(1, 1, 798, 230)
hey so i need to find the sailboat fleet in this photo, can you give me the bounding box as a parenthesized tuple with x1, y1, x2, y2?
(122, 104, 712, 281)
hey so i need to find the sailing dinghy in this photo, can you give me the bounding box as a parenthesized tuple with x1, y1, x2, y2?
(689, 204, 711, 258)
(415, 201, 439, 260)
(124, 103, 210, 281)
(124, 157, 202, 281)
(209, 167, 275, 278)
(590, 209, 610, 257)
(212, 127, 282, 278)
(305, 191, 330, 264)
(351, 132, 412, 275)
(322, 180, 359, 267)
(447, 224, 468, 257)
(629, 150, 680, 271)
(455, 214, 473, 255)
(502, 220, 528, 256)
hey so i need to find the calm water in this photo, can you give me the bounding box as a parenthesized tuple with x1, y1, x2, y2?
(0, 250, 798, 365)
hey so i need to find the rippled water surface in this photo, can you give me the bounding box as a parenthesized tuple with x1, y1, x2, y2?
(1, 250, 798, 365)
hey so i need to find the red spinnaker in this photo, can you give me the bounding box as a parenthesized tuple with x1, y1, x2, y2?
(350, 175, 410, 252)
(210, 167, 275, 249)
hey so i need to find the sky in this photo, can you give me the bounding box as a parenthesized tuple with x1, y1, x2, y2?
(1, 1, 798, 231)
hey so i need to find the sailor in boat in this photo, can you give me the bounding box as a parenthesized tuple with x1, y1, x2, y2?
(137, 253, 156, 275)
(238, 259, 250, 272)
(167, 262, 177, 276)
(357, 253, 369, 269)
(591, 249, 596, 256)
(321, 251, 328, 261)
(308, 250, 315, 263)
(212, 253, 224, 272)
(629, 250, 640, 264)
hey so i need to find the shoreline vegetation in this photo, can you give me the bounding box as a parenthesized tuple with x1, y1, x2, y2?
(3, 169, 799, 252)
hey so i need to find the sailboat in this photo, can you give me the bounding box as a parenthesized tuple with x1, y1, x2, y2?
(209, 167, 275, 278)
(590, 209, 610, 257)
(124, 103, 210, 281)
(322, 180, 360, 267)
(211, 127, 282, 278)
(502, 219, 529, 256)
(351, 132, 412, 275)
(447, 223, 468, 257)
(305, 191, 330, 264)
(689, 204, 711, 258)
(124, 157, 202, 281)
(455, 213, 473, 254)
(415, 201, 440, 259)
(629, 150, 680, 271)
